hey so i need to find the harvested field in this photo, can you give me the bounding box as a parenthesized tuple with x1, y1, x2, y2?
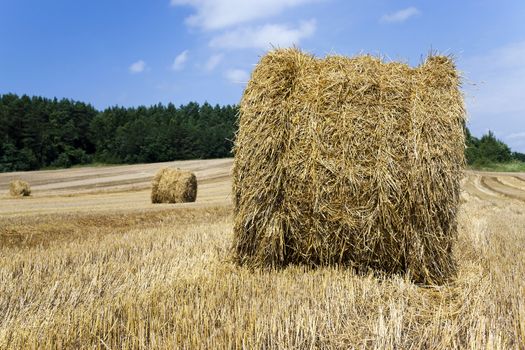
(0, 160, 524, 349)
(0, 158, 231, 216)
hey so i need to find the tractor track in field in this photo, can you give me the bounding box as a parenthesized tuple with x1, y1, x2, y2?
(513, 175, 525, 183)
(496, 176, 525, 192)
(464, 173, 503, 201)
(479, 175, 525, 202)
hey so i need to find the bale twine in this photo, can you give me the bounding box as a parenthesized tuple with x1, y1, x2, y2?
(151, 168, 197, 204)
(232, 48, 466, 285)
(9, 180, 31, 197)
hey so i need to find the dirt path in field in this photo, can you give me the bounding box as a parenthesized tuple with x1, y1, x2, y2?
(1, 161, 524, 217)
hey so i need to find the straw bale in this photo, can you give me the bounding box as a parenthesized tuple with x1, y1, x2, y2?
(9, 180, 31, 197)
(232, 49, 465, 284)
(151, 168, 197, 204)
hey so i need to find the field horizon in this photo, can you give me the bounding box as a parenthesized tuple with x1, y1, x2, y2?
(1, 159, 524, 349)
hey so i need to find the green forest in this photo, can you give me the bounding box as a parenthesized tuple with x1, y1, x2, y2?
(1, 93, 524, 172)
(0, 94, 236, 172)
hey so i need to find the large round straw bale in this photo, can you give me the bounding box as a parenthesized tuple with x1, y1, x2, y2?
(9, 180, 31, 197)
(232, 48, 465, 285)
(151, 168, 197, 204)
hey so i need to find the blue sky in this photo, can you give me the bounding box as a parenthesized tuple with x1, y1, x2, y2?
(1, 0, 525, 151)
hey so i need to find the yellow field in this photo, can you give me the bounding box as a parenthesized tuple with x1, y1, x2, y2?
(1, 159, 524, 349)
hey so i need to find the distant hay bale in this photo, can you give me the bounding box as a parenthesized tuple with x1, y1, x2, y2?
(232, 48, 466, 285)
(151, 168, 197, 204)
(9, 180, 31, 197)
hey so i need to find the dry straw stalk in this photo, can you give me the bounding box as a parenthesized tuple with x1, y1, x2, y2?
(151, 168, 197, 204)
(232, 48, 466, 285)
(9, 180, 31, 197)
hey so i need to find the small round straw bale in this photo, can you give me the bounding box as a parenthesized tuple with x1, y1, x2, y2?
(151, 168, 197, 204)
(9, 180, 31, 197)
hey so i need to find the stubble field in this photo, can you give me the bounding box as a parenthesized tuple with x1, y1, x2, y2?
(0, 159, 524, 349)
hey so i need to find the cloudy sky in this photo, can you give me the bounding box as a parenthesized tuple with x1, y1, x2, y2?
(1, 0, 525, 151)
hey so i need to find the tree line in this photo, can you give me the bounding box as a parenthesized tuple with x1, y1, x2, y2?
(0, 94, 237, 172)
(1, 93, 524, 172)
(465, 128, 525, 166)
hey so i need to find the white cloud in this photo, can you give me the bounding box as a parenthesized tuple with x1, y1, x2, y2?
(507, 132, 525, 140)
(465, 41, 525, 72)
(210, 19, 316, 50)
(462, 41, 525, 151)
(171, 50, 189, 71)
(380, 7, 420, 23)
(129, 60, 147, 73)
(205, 54, 224, 71)
(171, 0, 317, 30)
(504, 132, 525, 151)
(463, 41, 525, 116)
(225, 69, 250, 83)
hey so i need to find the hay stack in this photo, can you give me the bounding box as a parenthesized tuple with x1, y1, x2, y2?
(232, 48, 465, 284)
(9, 180, 31, 197)
(151, 168, 197, 204)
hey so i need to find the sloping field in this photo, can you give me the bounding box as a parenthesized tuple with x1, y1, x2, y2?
(0, 161, 524, 349)
(0, 158, 232, 216)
